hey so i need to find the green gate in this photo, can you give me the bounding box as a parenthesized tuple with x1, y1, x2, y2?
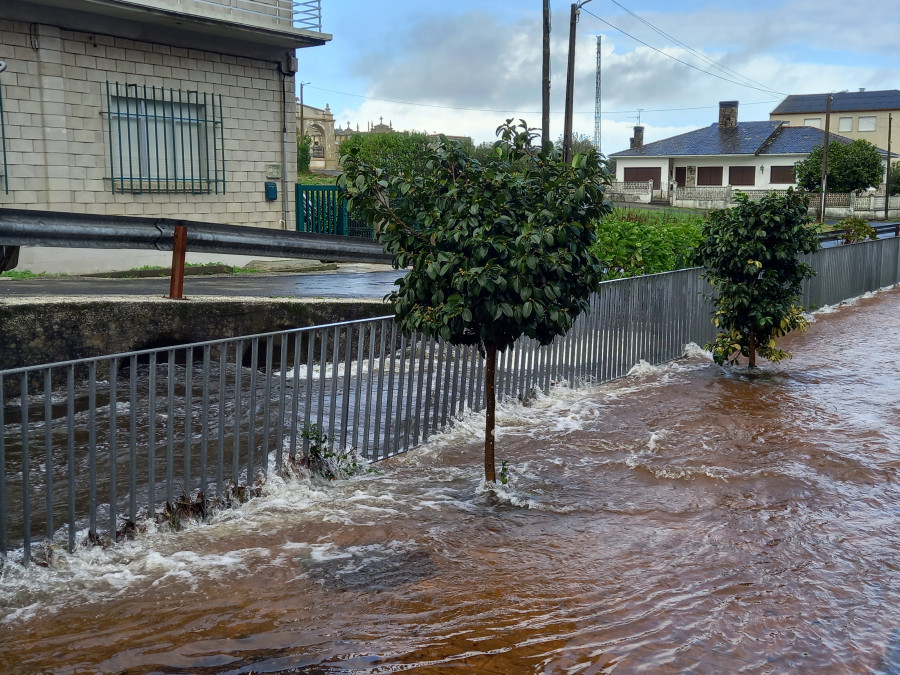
(296, 184, 372, 238)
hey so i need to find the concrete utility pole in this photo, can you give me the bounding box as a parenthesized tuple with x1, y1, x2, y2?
(542, 0, 551, 148)
(886, 113, 893, 221)
(819, 93, 833, 223)
(563, 0, 593, 163)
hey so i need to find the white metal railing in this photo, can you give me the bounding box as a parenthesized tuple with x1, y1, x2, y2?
(143, 0, 323, 32)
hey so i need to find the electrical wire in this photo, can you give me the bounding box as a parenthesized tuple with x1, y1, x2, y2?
(605, 0, 786, 96)
(307, 84, 777, 117)
(581, 7, 785, 97)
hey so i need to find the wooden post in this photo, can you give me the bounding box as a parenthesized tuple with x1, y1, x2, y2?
(886, 113, 892, 222)
(562, 2, 579, 164)
(542, 0, 551, 148)
(168, 225, 187, 300)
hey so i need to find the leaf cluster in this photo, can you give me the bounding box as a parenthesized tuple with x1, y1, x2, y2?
(591, 208, 703, 280)
(794, 139, 884, 194)
(826, 216, 877, 245)
(297, 134, 311, 173)
(888, 160, 900, 197)
(339, 119, 613, 353)
(699, 189, 821, 365)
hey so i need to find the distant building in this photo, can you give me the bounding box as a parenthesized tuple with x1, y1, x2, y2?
(610, 101, 894, 200)
(770, 90, 900, 153)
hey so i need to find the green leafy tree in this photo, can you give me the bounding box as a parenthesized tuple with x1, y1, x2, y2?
(556, 132, 597, 156)
(887, 160, 900, 196)
(794, 139, 884, 194)
(699, 189, 820, 368)
(340, 120, 612, 482)
(338, 130, 431, 176)
(297, 134, 311, 174)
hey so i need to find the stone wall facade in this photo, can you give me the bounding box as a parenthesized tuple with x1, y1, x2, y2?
(0, 19, 297, 229)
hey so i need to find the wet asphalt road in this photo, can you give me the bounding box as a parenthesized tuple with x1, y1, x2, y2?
(0, 270, 405, 299)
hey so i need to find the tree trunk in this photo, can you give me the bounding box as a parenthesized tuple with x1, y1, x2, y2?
(484, 342, 497, 483)
(748, 327, 756, 368)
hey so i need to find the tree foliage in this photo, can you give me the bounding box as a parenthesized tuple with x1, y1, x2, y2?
(794, 139, 884, 194)
(338, 130, 432, 176)
(297, 134, 311, 174)
(699, 189, 820, 368)
(339, 120, 612, 481)
(888, 160, 900, 196)
(556, 132, 597, 157)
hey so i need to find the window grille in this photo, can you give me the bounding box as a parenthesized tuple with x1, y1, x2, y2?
(0, 81, 7, 193)
(105, 82, 225, 194)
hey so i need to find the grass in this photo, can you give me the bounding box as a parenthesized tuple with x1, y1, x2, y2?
(0, 269, 50, 280)
(298, 171, 339, 186)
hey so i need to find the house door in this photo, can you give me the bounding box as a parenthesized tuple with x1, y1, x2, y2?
(675, 167, 686, 188)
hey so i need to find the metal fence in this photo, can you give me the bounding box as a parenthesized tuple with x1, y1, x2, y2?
(3, 236, 900, 561)
(296, 185, 372, 238)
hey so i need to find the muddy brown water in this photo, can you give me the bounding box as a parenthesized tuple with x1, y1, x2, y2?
(2, 289, 900, 674)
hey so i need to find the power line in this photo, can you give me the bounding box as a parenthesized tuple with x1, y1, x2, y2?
(307, 84, 777, 117)
(581, 7, 785, 97)
(605, 0, 785, 96)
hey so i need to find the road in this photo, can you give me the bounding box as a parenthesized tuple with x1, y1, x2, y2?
(0, 269, 405, 299)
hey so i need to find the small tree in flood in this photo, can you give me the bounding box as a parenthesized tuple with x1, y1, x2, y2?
(699, 189, 821, 368)
(340, 120, 612, 482)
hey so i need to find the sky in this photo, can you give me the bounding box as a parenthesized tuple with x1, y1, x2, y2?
(296, 0, 900, 155)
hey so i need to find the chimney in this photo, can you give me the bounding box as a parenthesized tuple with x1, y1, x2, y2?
(630, 125, 644, 149)
(718, 100, 738, 129)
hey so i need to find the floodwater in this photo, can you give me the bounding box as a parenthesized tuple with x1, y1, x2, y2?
(2, 289, 900, 674)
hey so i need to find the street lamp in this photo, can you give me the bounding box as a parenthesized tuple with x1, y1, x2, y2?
(563, 0, 593, 163)
(298, 81, 311, 139)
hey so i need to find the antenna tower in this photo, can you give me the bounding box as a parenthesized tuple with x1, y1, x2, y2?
(594, 35, 601, 153)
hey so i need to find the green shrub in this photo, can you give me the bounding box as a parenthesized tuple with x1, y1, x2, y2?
(830, 216, 877, 244)
(591, 208, 703, 280)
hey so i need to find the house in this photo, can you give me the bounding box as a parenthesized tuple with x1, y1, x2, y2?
(0, 0, 330, 273)
(770, 89, 900, 152)
(609, 101, 891, 201)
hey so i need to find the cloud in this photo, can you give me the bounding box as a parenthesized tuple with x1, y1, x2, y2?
(329, 2, 900, 151)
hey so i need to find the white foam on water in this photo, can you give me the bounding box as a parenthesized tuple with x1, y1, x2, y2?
(0, 345, 720, 623)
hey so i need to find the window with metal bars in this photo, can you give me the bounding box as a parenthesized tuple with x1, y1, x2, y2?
(105, 82, 225, 194)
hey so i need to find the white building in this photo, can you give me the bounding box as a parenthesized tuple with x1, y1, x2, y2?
(610, 101, 891, 202)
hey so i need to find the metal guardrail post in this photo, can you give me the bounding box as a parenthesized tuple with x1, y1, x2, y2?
(168, 225, 188, 299)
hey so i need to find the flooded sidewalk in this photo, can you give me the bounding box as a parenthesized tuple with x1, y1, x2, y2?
(2, 288, 900, 673)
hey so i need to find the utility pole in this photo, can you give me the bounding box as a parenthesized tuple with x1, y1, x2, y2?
(593, 35, 601, 153)
(542, 0, 551, 148)
(562, 1, 594, 163)
(886, 113, 893, 221)
(819, 93, 833, 223)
